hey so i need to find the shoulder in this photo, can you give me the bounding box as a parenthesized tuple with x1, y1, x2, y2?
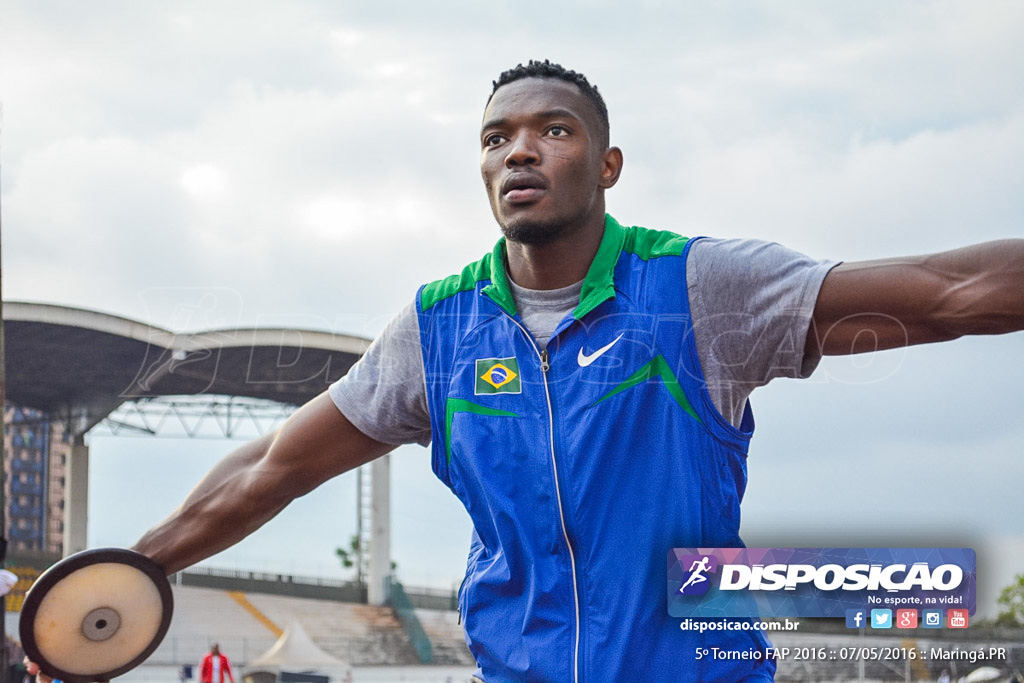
(419, 251, 495, 313)
(691, 236, 818, 268)
(688, 237, 836, 293)
(618, 224, 691, 260)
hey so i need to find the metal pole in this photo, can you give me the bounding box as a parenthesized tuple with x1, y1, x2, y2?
(355, 467, 364, 587)
(0, 100, 10, 683)
(858, 626, 865, 682)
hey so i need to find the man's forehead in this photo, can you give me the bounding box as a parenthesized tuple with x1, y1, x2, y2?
(483, 77, 593, 124)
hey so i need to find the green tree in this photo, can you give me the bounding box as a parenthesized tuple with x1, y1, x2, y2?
(335, 535, 361, 583)
(995, 572, 1024, 626)
(335, 536, 399, 582)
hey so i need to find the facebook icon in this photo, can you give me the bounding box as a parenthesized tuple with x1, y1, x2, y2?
(846, 609, 866, 629)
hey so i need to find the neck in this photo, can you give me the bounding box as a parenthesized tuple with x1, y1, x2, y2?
(504, 211, 606, 290)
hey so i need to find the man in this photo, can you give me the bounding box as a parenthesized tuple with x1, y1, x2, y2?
(125, 61, 1022, 681)
(199, 644, 234, 683)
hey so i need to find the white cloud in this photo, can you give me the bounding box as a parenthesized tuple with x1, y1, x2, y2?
(660, 112, 1024, 257)
(180, 164, 227, 199)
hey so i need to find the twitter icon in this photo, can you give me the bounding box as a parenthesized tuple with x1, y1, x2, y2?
(871, 609, 892, 629)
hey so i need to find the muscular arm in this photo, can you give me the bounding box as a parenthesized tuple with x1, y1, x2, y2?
(132, 392, 393, 574)
(809, 239, 1024, 356)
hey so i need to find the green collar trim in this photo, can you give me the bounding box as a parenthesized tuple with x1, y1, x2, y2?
(481, 214, 625, 319)
(480, 238, 517, 316)
(574, 214, 625, 319)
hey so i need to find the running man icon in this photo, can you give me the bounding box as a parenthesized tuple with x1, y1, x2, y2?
(679, 556, 713, 594)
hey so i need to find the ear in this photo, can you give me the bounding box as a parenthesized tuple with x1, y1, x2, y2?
(598, 146, 623, 189)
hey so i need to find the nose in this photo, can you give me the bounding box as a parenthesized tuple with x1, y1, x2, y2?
(504, 132, 540, 167)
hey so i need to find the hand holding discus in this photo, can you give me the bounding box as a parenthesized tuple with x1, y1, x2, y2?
(20, 548, 174, 683)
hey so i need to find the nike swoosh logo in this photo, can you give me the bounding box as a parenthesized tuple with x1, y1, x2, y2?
(578, 333, 624, 367)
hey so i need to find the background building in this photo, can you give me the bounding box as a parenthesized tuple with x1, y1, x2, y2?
(3, 405, 70, 556)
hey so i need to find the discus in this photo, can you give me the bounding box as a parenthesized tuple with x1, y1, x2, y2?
(20, 548, 173, 683)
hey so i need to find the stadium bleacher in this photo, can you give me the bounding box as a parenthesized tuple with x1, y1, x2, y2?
(146, 584, 473, 669)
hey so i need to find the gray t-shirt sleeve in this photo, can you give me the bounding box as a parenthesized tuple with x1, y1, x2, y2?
(328, 301, 431, 447)
(686, 237, 839, 427)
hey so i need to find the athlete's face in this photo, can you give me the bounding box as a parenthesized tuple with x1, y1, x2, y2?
(480, 78, 620, 245)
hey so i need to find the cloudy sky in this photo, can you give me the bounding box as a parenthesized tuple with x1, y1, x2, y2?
(2, 1, 1022, 617)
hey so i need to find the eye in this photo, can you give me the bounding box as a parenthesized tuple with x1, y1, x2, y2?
(483, 133, 506, 147)
(547, 126, 569, 137)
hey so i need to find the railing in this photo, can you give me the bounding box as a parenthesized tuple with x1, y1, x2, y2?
(183, 566, 353, 587)
(174, 566, 367, 604)
(386, 576, 433, 664)
(146, 633, 416, 668)
(173, 566, 457, 611)
(148, 634, 277, 667)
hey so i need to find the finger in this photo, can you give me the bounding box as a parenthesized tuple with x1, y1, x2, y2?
(23, 659, 54, 683)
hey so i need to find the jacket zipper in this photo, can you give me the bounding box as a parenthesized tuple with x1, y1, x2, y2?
(505, 318, 581, 683)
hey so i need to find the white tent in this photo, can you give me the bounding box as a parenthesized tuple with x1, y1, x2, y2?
(244, 622, 352, 683)
(962, 667, 1007, 683)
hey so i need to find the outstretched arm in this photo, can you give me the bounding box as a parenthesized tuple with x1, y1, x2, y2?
(133, 391, 394, 574)
(809, 239, 1024, 356)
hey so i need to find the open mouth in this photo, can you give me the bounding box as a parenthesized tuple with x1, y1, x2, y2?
(502, 173, 547, 203)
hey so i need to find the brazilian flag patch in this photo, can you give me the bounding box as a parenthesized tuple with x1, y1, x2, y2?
(475, 357, 522, 395)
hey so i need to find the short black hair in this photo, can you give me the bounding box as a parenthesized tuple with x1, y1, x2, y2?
(488, 60, 610, 148)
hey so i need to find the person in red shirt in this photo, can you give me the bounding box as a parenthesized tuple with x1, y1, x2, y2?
(199, 644, 234, 683)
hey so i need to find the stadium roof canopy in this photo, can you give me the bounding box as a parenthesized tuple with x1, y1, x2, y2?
(3, 302, 370, 432)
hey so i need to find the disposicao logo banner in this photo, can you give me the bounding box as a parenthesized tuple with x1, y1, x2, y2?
(667, 548, 976, 618)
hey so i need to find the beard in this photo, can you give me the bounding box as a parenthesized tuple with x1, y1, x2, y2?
(498, 216, 567, 245)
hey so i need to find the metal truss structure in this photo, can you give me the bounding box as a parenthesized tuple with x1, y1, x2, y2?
(94, 395, 297, 439)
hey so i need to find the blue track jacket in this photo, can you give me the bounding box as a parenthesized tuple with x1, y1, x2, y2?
(417, 215, 774, 682)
